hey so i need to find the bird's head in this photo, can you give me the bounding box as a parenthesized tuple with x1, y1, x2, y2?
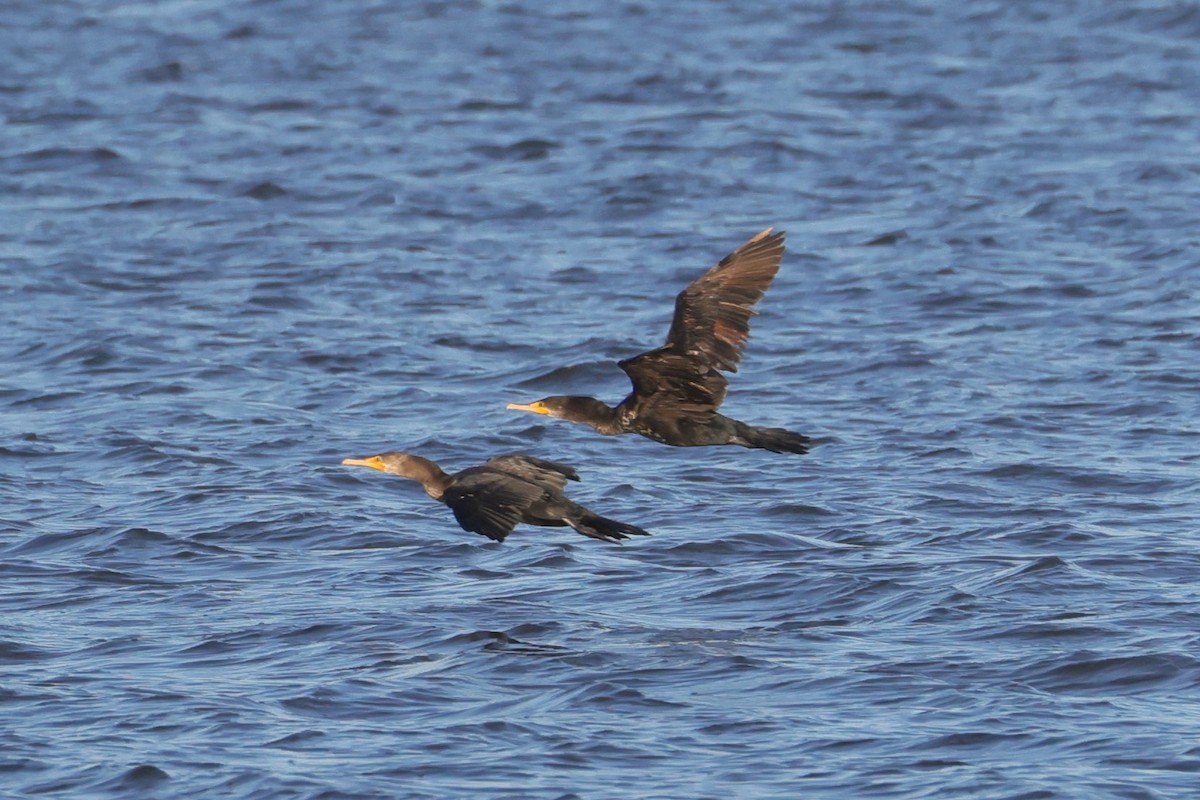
(341, 451, 427, 478)
(506, 396, 615, 427)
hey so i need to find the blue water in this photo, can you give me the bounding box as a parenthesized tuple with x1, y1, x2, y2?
(4, 1, 1200, 797)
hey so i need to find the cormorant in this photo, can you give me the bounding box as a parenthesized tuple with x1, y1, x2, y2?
(507, 228, 811, 454)
(341, 452, 649, 543)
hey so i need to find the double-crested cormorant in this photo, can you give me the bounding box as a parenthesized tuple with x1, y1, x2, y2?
(341, 452, 649, 543)
(507, 228, 811, 454)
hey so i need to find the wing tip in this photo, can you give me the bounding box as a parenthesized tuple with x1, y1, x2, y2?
(748, 226, 784, 244)
(717, 226, 785, 268)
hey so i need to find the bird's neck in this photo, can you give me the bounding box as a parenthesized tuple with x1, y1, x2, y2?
(404, 456, 453, 500)
(591, 411, 625, 436)
(566, 397, 625, 435)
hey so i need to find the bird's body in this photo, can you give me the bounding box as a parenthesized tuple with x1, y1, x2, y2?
(341, 451, 648, 543)
(507, 228, 812, 454)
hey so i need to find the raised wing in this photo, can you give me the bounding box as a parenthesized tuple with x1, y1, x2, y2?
(441, 469, 543, 542)
(485, 454, 580, 490)
(618, 228, 784, 414)
(665, 227, 784, 373)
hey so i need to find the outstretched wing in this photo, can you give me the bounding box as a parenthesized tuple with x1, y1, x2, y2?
(485, 454, 580, 491)
(442, 469, 543, 542)
(619, 228, 785, 414)
(666, 227, 785, 372)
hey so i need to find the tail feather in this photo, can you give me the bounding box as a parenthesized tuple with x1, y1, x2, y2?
(738, 424, 812, 454)
(565, 505, 650, 543)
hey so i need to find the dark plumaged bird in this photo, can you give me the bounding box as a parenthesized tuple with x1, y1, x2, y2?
(341, 452, 649, 543)
(507, 228, 811, 454)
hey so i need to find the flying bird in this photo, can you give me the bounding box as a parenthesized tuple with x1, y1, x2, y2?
(341, 452, 649, 543)
(507, 228, 811, 453)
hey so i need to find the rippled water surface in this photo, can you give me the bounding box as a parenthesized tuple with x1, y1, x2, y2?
(4, 1, 1200, 798)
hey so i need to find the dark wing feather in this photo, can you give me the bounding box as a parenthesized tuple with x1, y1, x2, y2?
(618, 228, 784, 414)
(441, 469, 544, 542)
(618, 350, 727, 418)
(485, 454, 580, 490)
(665, 227, 785, 373)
